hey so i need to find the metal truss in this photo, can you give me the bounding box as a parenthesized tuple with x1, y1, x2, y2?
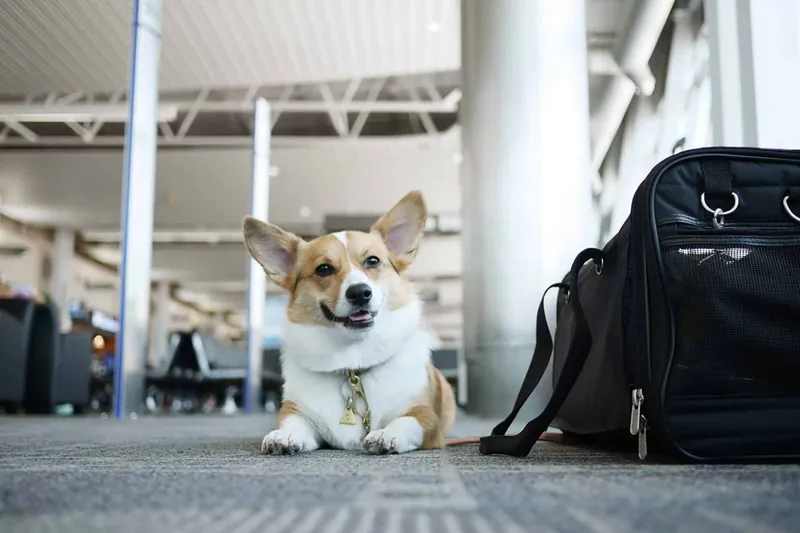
(0, 37, 654, 150)
(0, 75, 461, 147)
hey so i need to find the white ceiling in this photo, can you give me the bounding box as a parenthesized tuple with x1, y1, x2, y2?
(0, 0, 632, 96)
(0, 0, 642, 339)
(0, 0, 460, 94)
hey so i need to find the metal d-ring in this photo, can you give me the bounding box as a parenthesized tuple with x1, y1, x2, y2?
(701, 192, 739, 229)
(783, 195, 800, 223)
(594, 257, 604, 275)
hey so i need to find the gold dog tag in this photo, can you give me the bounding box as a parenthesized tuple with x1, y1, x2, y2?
(340, 396, 357, 425)
(340, 407, 357, 425)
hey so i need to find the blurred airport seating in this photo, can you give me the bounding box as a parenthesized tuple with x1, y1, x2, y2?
(0, 304, 27, 412)
(0, 298, 92, 414)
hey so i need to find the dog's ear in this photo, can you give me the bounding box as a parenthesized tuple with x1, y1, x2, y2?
(371, 190, 428, 271)
(242, 217, 303, 290)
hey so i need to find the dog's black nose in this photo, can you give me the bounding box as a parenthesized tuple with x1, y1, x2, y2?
(345, 283, 372, 306)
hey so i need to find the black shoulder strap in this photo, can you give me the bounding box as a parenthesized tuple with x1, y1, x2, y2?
(486, 281, 568, 438)
(479, 247, 605, 457)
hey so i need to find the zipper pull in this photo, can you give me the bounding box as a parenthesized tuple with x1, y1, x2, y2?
(629, 388, 643, 435)
(629, 388, 648, 461)
(638, 416, 649, 461)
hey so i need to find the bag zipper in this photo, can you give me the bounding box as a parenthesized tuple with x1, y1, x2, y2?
(630, 146, 800, 461)
(660, 234, 800, 248)
(657, 216, 800, 238)
(629, 388, 647, 460)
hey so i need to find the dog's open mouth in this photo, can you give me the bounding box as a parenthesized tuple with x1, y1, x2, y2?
(320, 304, 376, 329)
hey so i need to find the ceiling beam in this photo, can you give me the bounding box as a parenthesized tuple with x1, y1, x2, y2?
(0, 133, 463, 148)
(0, 90, 460, 119)
(0, 104, 179, 123)
(590, 0, 677, 171)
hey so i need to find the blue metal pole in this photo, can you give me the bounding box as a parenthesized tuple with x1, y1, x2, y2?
(113, 0, 162, 419)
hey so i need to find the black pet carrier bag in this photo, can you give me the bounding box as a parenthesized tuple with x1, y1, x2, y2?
(480, 147, 800, 462)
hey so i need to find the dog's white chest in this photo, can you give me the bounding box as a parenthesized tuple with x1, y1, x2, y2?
(283, 357, 428, 450)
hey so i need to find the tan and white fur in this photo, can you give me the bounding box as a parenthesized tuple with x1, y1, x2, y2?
(242, 191, 456, 455)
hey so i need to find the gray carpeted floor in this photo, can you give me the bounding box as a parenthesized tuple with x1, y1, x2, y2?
(1, 414, 798, 533)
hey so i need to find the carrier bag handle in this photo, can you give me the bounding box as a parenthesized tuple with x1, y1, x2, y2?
(700, 159, 739, 226)
(700, 158, 732, 195)
(479, 247, 605, 457)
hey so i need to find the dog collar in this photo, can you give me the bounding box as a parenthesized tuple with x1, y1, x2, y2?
(339, 369, 371, 434)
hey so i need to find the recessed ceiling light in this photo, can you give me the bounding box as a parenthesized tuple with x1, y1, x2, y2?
(452, 153, 463, 165)
(270, 165, 280, 178)
(299, 206, 311, 218)
(429, 21, 441, 33)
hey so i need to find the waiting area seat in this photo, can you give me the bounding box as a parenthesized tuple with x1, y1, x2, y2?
(54, 331, 93, 413)
(0, 299, 92, 414)
(144, 330, 284, 412)
(0, 306, 27, 411)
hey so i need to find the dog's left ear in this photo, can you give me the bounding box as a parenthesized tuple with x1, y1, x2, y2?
(371, 190, 427, 271)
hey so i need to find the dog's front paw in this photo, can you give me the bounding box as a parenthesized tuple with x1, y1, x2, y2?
(260, 429, 313, 455)
(362, 427, 419, 455)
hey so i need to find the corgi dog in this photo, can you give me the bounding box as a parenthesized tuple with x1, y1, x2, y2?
(242, 190, 456, 455)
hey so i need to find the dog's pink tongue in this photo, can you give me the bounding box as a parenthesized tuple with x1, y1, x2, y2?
(349, 311, 371, 322)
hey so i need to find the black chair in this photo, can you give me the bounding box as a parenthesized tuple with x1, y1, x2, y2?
(0, 299, 61, 414)
(53, 331, 93, 413)
(164, 331, 285, 407)
(0, 305, 27, 412)
(166, 331, 202, 377)
(147, 331, 245, 412)
(199, 332, 248, 379)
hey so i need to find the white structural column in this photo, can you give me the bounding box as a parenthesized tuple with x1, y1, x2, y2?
(460, 0, 595, 417)
(244, 97, 271, 414)
(705, 0, 756, 146)
(706, 0, 800, 147)
(114, 0, 162, 419)
(148, 281, 170, 368)
(49, 229, 75, 330)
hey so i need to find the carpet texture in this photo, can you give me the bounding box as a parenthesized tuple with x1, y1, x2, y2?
(1, 414, 798, 533)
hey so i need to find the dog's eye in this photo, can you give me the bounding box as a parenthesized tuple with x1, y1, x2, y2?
(364, 256, 381, 269)
(315, 263, 335, 277)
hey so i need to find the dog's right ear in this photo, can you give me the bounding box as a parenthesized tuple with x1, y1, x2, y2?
(242, 217, 303, 290)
